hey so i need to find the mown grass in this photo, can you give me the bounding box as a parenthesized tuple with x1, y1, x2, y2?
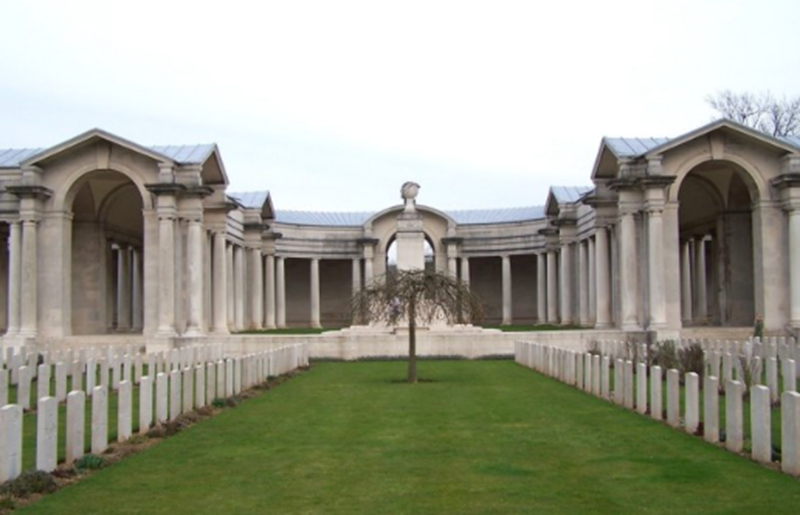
(15, 361, 800, 514)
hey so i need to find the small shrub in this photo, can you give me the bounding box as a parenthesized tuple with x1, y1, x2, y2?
(0, 470, 56, 498)
(74, 454, 105, 471)
(651, 340, 679, 370)
(678, 342, 704, 381)
(0, 495, 15, 510)
(211, 398, 227, 408)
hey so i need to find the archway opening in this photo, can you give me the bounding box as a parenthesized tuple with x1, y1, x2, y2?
(69, 170, 144, 335)
(678, 160, 755, 327)
(386, 235, 435, 273)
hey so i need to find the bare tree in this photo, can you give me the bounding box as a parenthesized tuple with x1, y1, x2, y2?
(706, 90, 800, 136)
(351, 269, 483, 383)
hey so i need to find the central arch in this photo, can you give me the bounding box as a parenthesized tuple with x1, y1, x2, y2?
(677, 159, 756, 327)
(69, 169, 145, 335)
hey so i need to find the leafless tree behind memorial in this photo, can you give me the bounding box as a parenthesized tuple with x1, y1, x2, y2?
(706, 90, 800, 136)
(351, 269, 483, 383)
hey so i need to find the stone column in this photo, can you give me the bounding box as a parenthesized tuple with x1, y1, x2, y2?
(185, 216, 205, 336)
(265, 254, 276, 329)
(587, 237, 596, 325)
(351, 258, 361, 296)
(211, 231, 228, 334)
(6, 221, 21, 335)
(116, 246, 132, 331)
(647, 206, 667, 329)
(233, 245, 244, 331)
(310, 258, 321, 328)
(363, 249, 374, 285)
(559, 243, 573, 325)
(547, 250, 558, 323)
(618, 207, 639, 330)
(19, 219, 38, 336)
(501, 255, 512, 325)
(276, 257, 286, 328)
(681, 240, 693, 324)
(151, 191, 178, 337)
(132, 249, 143, 331)
(461, 257, 470, 287)
(597, 225, 614, 328)
(694, 236, 708, 324)
(536, 253, 546, 323)
(789, 207, 800, 327)
(578, 240, 589, 326)
(250, 248, 263, 330)
(226, 243, 234, 327)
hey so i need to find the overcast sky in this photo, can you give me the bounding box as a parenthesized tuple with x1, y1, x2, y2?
(1, 1, 798, 212)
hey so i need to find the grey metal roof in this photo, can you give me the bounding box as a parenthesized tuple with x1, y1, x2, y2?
(0, 148, 45, 168)
(274, 206, 545, 226)
(447, 206, 544, 224)
(780, 135, 800, 150)
(550, 186, 592, 204)
(276, 210, 373, 226)
(604, 137, 670, 158)
(229, 191, 269, 209)
(0, 144, 216, 168)
(149, 144, 216, 164)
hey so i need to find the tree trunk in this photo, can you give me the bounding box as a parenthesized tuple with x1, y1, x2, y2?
(408, 297, 417, 383)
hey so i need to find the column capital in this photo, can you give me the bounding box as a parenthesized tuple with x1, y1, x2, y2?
(6, 184, 53, 200)
(145, 183, 186, 196)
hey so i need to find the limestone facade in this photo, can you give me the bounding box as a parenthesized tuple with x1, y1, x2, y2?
(0, 120, 799, 350)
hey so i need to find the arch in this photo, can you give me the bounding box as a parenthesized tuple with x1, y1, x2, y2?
(69, 169, 145, 335)
(54, 162, 152, 213)
(677, 159, 756, 327)
(668, 153, 768, 205)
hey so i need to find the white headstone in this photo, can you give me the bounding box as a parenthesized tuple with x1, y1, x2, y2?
(0, 404, 23, 482)
(37, 363, 51, 402)
(139, 376, 153, 434)
(666, 369, 680, 427)
(91, 385, 108, 455)
(195, 365, 206, 409)
(636, 362, 648, 414)
(650, 365, 662, 420)
(55, 362, 67, 402)
(66, 390, 86, 464)
(781, 391, 800, 476)
(216, 361, 225, 401)
(36, 396, 58, 472)
(685, 372, 699, 434)
(206, 362, 216, 403)
(182, 368, 193, 415)
(170, 370, 181, 421)
(704, 376, 719, 443)
(156, 372, 168, 424)
(17, 365, 31, 410)
(118, 380, 132, 442)
(750, 385, 771, 464)
(0, 368, 7, 407)
(725, 380, 744, 452)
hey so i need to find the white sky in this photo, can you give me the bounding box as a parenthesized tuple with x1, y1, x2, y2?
(1, 1, 798, 212)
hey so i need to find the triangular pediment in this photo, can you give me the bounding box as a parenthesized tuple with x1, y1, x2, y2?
(21, 128, 175, 168)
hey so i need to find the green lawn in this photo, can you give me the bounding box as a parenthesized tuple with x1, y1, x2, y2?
(16, 361, 800, 514)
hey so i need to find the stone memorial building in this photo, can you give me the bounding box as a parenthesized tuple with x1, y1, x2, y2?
(0, 119, 798, 351)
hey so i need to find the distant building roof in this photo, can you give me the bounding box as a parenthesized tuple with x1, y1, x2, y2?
(550, 186, 593, 204)
(276, 210, 374, 226)
(273, 205, 545, 226)
(603, 137, 670, 158)
(149, 144, 217, 164)
(446, 206, 545, 224)
(0, 148, 44, 168)
(229, 191, 270, 209)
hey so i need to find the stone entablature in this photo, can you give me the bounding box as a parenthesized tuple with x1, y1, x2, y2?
(0, 119, 799, 350)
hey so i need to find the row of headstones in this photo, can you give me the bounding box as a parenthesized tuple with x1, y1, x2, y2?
(0, 344, 309, 484)
(595, 337, 800, 376)
(0, 344, 229, 409)
(514, 341, 800, 478)
(0, 344, 226, 387)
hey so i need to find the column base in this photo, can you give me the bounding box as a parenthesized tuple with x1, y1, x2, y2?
(154, 328, 178, 338)
(183, 327, 205, 338)
(211, 327, 230, 335)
